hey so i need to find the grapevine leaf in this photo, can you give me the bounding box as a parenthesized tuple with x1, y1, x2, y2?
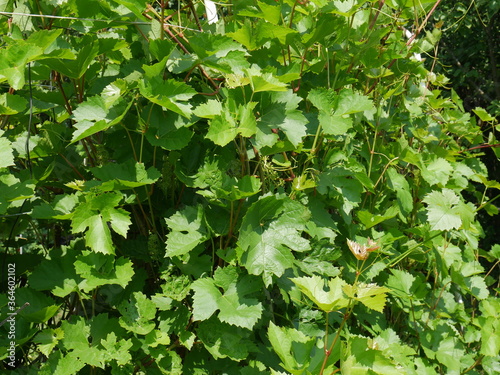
(342, 336, 404, 375)
(421, 157, 453, 186)
(0, 130, 15, 168)
(32, 193, 80, 220)
(291, 275, 349, 312)
(118, 292, 156, 335)
(386, 168, 413, 215)
(191, 267, 263, 329)
(165, 205, 208, 257)
(139, 75, 196, 118)
(0, 93, 27, 115)
(197, 318, 257, 361)
(238, 195, 311, 286)
(423, 189, 464, 231)
(90, 161, 161, 190)
(100, 333, 133, 366)
(33, 328, 64, 357)
(71, 192, 131, 254)
(268, 321, 315, 373)
(28, 250, 83, 297)
(74, 252, 134, 292)
(343, 283, 390, 313)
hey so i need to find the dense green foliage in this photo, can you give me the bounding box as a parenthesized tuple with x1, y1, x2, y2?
(1, 0, 499, 374)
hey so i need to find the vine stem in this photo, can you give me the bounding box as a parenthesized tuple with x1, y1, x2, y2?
(319, 264, 366, 375)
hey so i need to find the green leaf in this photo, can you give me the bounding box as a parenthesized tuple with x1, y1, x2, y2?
(246, 68, 288, 93)
(191, 267, 263, 329)
(238, 195, 311, 286)
(268, 321, 316, 374)
(343, 283, 391, 313)
(317, 167, 364, 216)
(357, 206, 399, 229)
(29, 250, 83, 297)
(33, 328, 64, 357)
(32, 193, 80, 220)
(71, 94, 134, 143)
(472, 107, 495, 122)
(206, 112, 238, 146)
(91, 161, 161, 190)
(71, 192, 131, 254)
(386, 168, 413, 215)
(197, 318, 257, 361)
(423, 189, 473, 231)
(165, 205, 208, 257)
(0, 29, 64, 89)
(215, 175, 262, 201)
(259, 90, 308, 147)
(478, 299, 500, 357)
(291, 275, 349, 312)
(61, 316, 90, 351)
(421, 157, 453, 186)
(74, 252, 134, 292)
(342, 336, 404, 375)
(0, 130, 15, 168)
(143, 104, 194, 150)
(118, 292, 156, 335)
(308, 88, 373, 136)
(0, 93, 27, 115)
(101, 332, 133, 366)
(43, 35, 99, 79)
(16, 288, 60, 323)
(139, 75, 196, 118)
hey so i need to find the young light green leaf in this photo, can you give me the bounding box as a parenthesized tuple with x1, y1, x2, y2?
(343, 283, 391, 313)
(291, 275, 349, 312)
(100, 332, 133, 366)
(423, 189, 466, 231)
(421, 157, 453, 186)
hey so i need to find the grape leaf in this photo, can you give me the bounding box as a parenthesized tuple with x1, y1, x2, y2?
(139, 76, 196, 118)
(197, 318, 257, 361)
(308, 88, 373, 136)
(91, 161, 161, 190)
(100, 332, 133, 366)
(165, 205, 208, 257)
(342, 336, 404, 375)
(74, 252, 134, 293)
(343, 283, 390, 313)
(238, 195, 311, 286)
(423, 189, 469, 231)
(386, 168, 413, 215)
(71, 192, 131, 254)
(0, 130, 15, 168)
(291, 275, 349, 312)
(0, 93, 27, 115)
(258, 90, 308, 147)
(29, 249, 83, 297)
(191, 267, 263, 329)
(118, 292, 156, 335)
(268, 321, 316, 374)
(421, 157, 453, 186)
